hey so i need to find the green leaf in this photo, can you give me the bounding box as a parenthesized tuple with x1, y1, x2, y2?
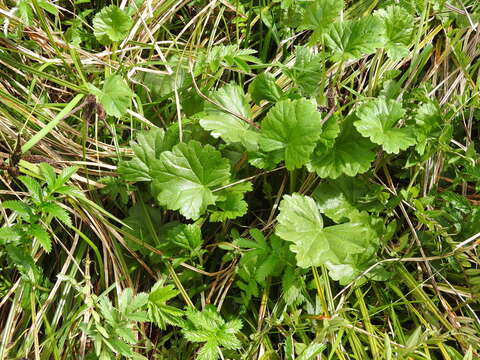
(93, 5, 132, 45)
(148, 283, 183, 329)
(29, 223, 52, 253)
(118, 127, 178, 182)
(38, 0, 58, 16)
(136, 56, 189, 99)
(354, 97, 417, 154)
(54, 166, 78, 190)
(182, 306, 242, 360)
(313, 176, 381, 222)
(164, 223, 204, 257)
(414, 101, 441, 155)
(122, 204, 162, 254)
(0, 227, 23, 244)
(18, 176, 43, 204)
(195, 45, 259, 74)
(307, 116, 375, 179)
(199, 83, 259, 151)
(40, 202, 72, 227)
(210, 183, 252, 222)
(284, 46, 323, 96)
(300, 0, 343, 30)
(39, 162, 56, 188)
(89, 75, 133, 118)
(248, 73, 282, 104)
(151, 141, 231, 220)
(2, 200, 33, 221)
(275, 194, 376, 269)
(299, 0, 343, 41)
(325, 16, 384, 61)
(259, 99, 323, 170)
(375, 5, 414, 59)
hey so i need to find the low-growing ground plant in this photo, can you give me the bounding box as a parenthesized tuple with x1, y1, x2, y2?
(0, 0, 479, 359)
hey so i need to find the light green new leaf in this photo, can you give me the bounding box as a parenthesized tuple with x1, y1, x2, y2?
(93, 5, 132, 45)
(95, 75, 133, 118)
(307, 117, 375, 179)
(151, 141, 231, 220)
(118, 128, 178, 182)
(259, 99, 323, 170)
(276, 194, 375, 268)
(375, 5, 414, 59)
(248, 73, 282, 104)
(354, 97, 416, 154)
(199, 83, 259, 151)
(325, 16, 384, 61)
(29, 224, 52, 253)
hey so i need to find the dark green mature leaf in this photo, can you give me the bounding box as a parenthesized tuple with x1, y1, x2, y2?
(354, 97, 417, 154)
(93, 5, 132, 45)
(248, 73, 282, 104)
(375, 5, 414, 59)
(259, 99, 323, 170)
(151, 141, 231, 220)
(276, 194, 378, 271)
(284, 46, 323, 96)
(122, 204, 163, 255)
(118, 128, 178, 182)
(199, 83, 259, 151)
(325, 16, 384, 61)
(307, 116, 375, 179)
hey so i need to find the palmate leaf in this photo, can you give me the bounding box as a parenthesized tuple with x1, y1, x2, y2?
(299, 0, 343, 42)
(284, 46, 323, 96)
(210, 182, 252, 222)
(93, 5, 132, 45)
(199, 83, 259, 151)
(275, 194, 377, 270)
(118, 127, 178, 182)
(300, 0, 343, 31)
(307, 116, 375, 179)
(248, 73, 282, 104)
(151, 141, 231, 220)
(325, 16, 384, 61)
(89, 75, 133, 118)
(375, 5, 414, 59)
(259, 99, 323, 170)
(354, 97, 417, 154)
(313, 176, 383, 223)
